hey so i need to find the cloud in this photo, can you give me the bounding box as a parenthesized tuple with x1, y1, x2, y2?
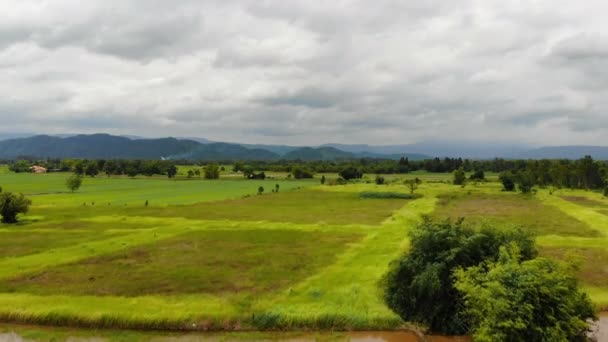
(0, 0, 607, 146)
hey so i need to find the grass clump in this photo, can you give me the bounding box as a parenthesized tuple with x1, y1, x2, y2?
(359, 191, 422, 200)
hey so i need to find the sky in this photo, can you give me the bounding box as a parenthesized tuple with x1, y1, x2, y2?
(1, 0, 607, 146)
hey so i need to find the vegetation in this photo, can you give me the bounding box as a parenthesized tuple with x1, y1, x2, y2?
(0, 163, 606, 335)
(339, 166, 362, 180)
(203, 163, 220, 179)
(455, 246, 596, 341)
(0, 191, 31, 223)
(359, 191, 420, 200)
(453, 168, 466, 185)
(382, 219, 536, 334)
(499, 171, 515, 191)
(65, 174, 83, 192)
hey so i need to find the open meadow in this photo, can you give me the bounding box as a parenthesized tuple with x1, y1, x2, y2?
(0, 168, 607, 333)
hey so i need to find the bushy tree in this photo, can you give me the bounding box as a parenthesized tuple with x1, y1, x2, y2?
(257, 186, 264, 195)
(469, 170, 485, 181)
(167, 165, 177, 179)
(84, 163, 99, 177)
(320, 175, 326, 185)
(453, 168, 466, 185)
(383, 219, 536, 334)
(0, 192, 32, 223)
(65, 174, 83, 192)
(499, 171, 516, 191)
(516, 170, 535, 194)
(375, 175, 385, 185)
(339, 166, 362, 181)
(292, 167, 314, 179)
(455, 246, 596, 342)
(204, 164, 220, 179)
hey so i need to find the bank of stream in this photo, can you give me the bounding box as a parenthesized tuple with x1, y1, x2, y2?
(0, 314, 605, 341)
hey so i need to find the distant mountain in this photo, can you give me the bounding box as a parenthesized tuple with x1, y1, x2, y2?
(283, 147, 354, 161)
(0, 133, 35, 141)
(0, 134, 200, 159)
(322, 141, 530, 159)
(518, 146, 608, 160)
(239, 143, 301, 156)
(168, 142, 279, 161)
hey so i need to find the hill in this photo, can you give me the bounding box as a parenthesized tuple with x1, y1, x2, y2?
(169, 143, 279, 161)
(0, 134, 200, 159)
(283, 147, 354, 161)
(517, 146, 608, 160)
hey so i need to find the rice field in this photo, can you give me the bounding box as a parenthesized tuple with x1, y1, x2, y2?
(0, 170, 607, 333)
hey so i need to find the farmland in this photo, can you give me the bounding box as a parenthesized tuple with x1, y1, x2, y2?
(0, 168, 607, 335)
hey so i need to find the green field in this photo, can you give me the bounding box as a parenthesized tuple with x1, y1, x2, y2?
(0, 170, 607, 332)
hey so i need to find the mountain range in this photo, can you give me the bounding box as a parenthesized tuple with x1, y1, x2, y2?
(0, 133, 607, 160)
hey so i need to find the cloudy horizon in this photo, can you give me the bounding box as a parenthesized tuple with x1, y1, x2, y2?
(2, 1, 608, 146)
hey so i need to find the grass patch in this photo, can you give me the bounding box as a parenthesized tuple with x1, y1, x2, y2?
(0, 230, 126, 258)
(359, 191, 422, 200)
(432, 192, 599, 237)
(122, 190, 410, 225)
(0, 229, 361, 297)
(560, 196, 608, 208)
(540, 246, 608, 287)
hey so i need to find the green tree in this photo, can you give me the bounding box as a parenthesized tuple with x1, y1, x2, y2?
(375, 175, 385, 185)
(85, 163, 99, 177)
(187, 170, 194, 178)
(499, 171, 516, 191)
(469, 170, 485, 181)
(455, 246, 596, 342)
(604, 185, 608, 197)
(382, 219, 536, 334)
(167, 165, 177, 179)
(257, 186, 264, 195)
(404, 179, 418, 194)
(204, 164, 220, 179)
(339, 166, 362, 181)
(321, 175, 326, 185)
(0, 192, 32, 223)
(65, 174, 83, 192)
(453, 167, 466, 185)
(292, 167, 314, 179)
(275, 184, 279, 192)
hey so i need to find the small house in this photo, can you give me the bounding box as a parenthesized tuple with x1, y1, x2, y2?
(30, 165, 48, 174)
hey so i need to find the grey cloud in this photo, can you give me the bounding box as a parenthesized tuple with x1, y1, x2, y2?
(1, 0, 608, 146)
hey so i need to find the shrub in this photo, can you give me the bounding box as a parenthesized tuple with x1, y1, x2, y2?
(320, 175, 326, 185)
(257, 186, 264, 195)
(453, 168, 466, 185)
(382, 219, 536, 334)
(0, 192, 32, 223)
(375, 175, 385, 185)
(499, 171, 516, 191)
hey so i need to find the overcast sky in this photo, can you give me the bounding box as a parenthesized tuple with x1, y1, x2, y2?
(1, 1, 607, 146)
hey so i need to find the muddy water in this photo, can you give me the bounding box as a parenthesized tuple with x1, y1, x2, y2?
(0, 314, 605, 341)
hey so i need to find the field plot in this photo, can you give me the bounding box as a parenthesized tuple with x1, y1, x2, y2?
(0, 172, 607, 331)
(431, 192, 599, 237)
